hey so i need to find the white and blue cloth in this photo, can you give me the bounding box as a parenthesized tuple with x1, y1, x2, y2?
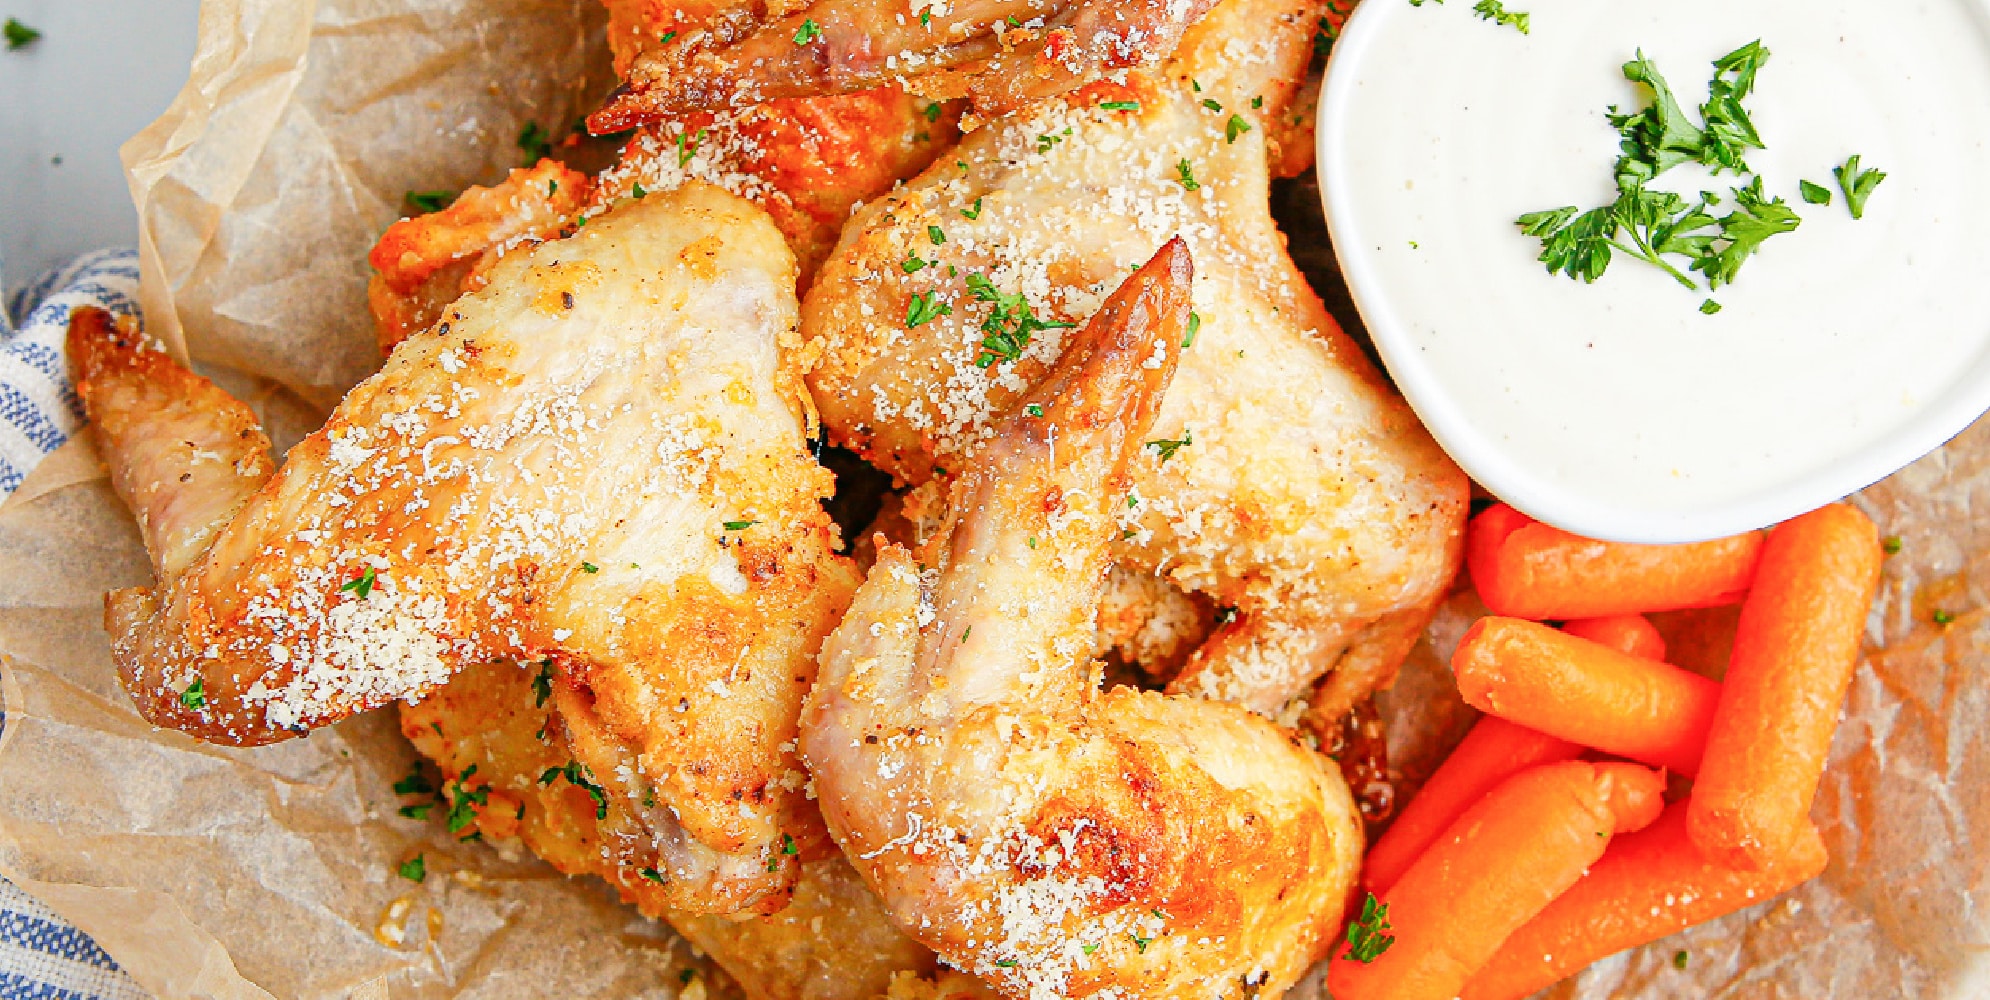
(0, 248, 151, 1000)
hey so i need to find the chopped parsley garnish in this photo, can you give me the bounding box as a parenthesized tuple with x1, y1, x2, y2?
(793, 18, 823, 44)
(548, 180, 559, 197)
(445, 764, 489, 835)
(1834, 155, 1886, 219)
(1184, 311, 1201, 347)
(1225, 114, 1252, 144)
(517, 122, 552, 164)
(659, 30, 677, 44)
(581, 561, 599, 573)
(1933, 608, 1957, 625)
(1174, 158, 1201, 191)
(924, 102, 944, 122)
(1883, 535, 1903, 555)
(724, 519, 758, 531)
(781, 832, 799, 855)
(1037, 130, 1070, 153)
(1146, 427, 1193, 462)
(532, 658, 555, 707)
(1519, 41, 1808, 301)
(179, 678, 206, 710)
(960, 197, 984, 220)
(902, 252, 931, 274)
(994, 959, 1019, 968)
(1083, 944, 1099, 955)
(397, 855, 427, 883)
(393, 763, 435, 797)
(676, 127, 707, 168)
(1100, 100, 1140, 111)
(1673, 949, 1690, 970)
(920, 9, 932, 26)
(405, 190, 455, 213)
(1025, 403, 1044, 417)
(4, 18, 40, 50)
(928, 224, 946, 245)
(398, 803, 433, 820)
(340, 566, 378, 599)
(632, 182, 648, 199)
(1472, 0, 1529, 34)
(1343, 892, 1396, 964)
(966, 272, 1074, 368)
(1202, 98, 1224, 113)
(639, 867, 666, 883)
(539, 760, 608, 819)
(1799, 180, 1833, 206)
(906, 291, 951, 328)
(1130, 933, 1154, 953)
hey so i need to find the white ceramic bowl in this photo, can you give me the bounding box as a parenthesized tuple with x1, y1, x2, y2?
(1315, 0, 1990, 543)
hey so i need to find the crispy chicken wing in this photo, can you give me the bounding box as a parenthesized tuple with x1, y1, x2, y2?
(590, 0, 1220, 131)
(75, 187, 852, 912)
(801, 242, 1362, 1000)
(371, 91, 950, 352)
(798, 0, 1467, 719)
(401, 659, 955, 1000)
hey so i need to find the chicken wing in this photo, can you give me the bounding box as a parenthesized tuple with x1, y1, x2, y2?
(75, 186, 852, 912)
(801, 242, 1363, 1000)
(798, 0, 1467, 719)
(590, 0, 1219, 131)
(400, 658, 956, 1000)
(371, 89, 950, 353)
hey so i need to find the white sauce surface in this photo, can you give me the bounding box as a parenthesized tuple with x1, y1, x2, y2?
(1320, 0, 1990, 541)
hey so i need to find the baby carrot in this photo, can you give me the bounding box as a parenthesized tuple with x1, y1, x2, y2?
(1689, 503, 1882, 870)
(1562, 614, 1666, 662)
(1467, 503, 1762, 619)
(1453, 617, 1719, 776)
(1328, 761, 1664, 1000)
(1459, 803, 1828, 1000)
(1363, 717, 1583, 895)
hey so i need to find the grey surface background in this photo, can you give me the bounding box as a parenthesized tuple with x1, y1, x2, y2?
(1, 0, 201, 290)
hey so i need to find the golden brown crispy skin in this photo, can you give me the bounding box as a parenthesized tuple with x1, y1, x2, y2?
(79, 188, 851, 912)
(798, 0, 1467, 719)
(588, 86, 957, 289)
(367, 160, 593, 353)
(401, 659, 949, 1000)
(368, 92, 949, 352)
(802, 243, 1363, 1000)
(591, 0, 1220, 131)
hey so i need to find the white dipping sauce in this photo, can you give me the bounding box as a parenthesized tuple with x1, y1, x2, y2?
(1319, 0, 1990, 542)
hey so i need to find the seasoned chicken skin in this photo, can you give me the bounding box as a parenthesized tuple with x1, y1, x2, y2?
(801, 242, 1363, 1000)
(401, 659, 956, 1000)
(75, 186, 853, 912)
(799, 0, 1467, 718)
(591, 0, 1219, 130)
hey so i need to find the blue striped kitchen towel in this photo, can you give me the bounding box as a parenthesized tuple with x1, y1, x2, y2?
(0, 247, 151, 999)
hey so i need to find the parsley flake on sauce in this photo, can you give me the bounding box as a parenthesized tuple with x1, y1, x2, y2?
(1834, 155, 1887, 219)
(341, 566, 378, 598)
(5, 18, 40, 50)
(179, 679, 206, 710)
(793, 18, 823, 44)
(397, 855, 427, 883)
(1472, 1, 1530, 34)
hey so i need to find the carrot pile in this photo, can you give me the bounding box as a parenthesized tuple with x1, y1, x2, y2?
(1331, 502, 1882, 1000)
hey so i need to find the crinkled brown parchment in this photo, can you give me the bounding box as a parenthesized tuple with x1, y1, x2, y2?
(0, 0, 1983, 996)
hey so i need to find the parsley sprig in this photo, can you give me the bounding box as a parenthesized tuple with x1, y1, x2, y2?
(1472, 1, 1529, 34)
(1343, 892, 1395, 963)
(1518, 41, 1806, 305)
(1834, 155, 1887, 219)
(540, 760, 609, 820)
(966, 273, 1074, 368)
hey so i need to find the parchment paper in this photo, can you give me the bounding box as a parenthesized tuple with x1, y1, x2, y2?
(0, 0, 1983, 996)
